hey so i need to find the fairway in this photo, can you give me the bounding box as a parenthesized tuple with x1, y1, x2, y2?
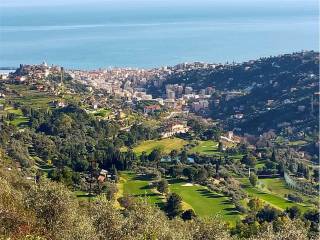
(121, 172, 163, 206)
(133, 138, 188, 155)
(189, 140, 220, 156)
(240, 178, 312, 212)
(169, 179, 241, 223)
(259, 178, 296, 197)
(120, 172, 241, 224)
(4, 107, 30, 127)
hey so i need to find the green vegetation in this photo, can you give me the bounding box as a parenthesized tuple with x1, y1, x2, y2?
(4, 107, 30, 127)
(89, 108, 112, 118)
(120, 172, 241, 224)
(189, 140, 219, 156)
(121, 171, 163, 205)
(169, 179, 241, 224)
(288, 140, 308, 146)
(259, 178, 315, 204)
(133, 138, 188, 155)
(5, 84, 58, 108)
(240, 178, 312, 212)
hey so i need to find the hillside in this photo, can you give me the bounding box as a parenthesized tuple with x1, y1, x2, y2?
(0, 53, 319, 239)
(148, 51, 319, 134)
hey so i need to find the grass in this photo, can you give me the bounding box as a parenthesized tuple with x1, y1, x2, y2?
(73, 190, 97, 201)
(10, 116, 30, 127)
(4, 107, 30, 127)
(133, 138, 188, 156)
(4, 84, 58, 108)
(189, 140, 219, 156)
(239, 178, 312, 212)
(259, 178, 315, 204)
(256, 160, 266, 170)
(89, 108, 112, 118)
(288, 140, 308, 146)
(120, 171, 241, 224)
(169, 179, 241, 224)
(189, 140, 243, 161)
(259, 178, 293, 196)
(121, 171, 163, 206)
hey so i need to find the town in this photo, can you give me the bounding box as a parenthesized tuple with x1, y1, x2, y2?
(0, 51, 319, 240)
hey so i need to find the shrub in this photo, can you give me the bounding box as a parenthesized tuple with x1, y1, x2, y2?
(286, 193, 303, 203)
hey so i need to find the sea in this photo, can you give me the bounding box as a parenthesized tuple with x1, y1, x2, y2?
(0, 0, 318, 69)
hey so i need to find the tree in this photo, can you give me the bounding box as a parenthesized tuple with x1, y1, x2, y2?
(249, 219, 309, 240)
(140, 151, 148, 163)
(194, 168, 208, 183)
(188, 216, 230, 240)
(256, 206, 281, 223)
(265, 160, 276, 170)
(148, 148, 162, 163)
(286, 206, 301, 219)
(165, 193, 183, 218)
(26, 181, 96, 240)
(170, 149, 178, 160)
(241, 154, 257, 167)
(183, 167, 197, 181)
(156, 179, 169, 195)
(101, 182, 118, 200)
(313, 168, 319, 182)
(181, 209, 196, 221)
(215, 157, 224, 176)
(271, 149, 277, 162)
(180, 150, 188, 163)
(248, 198, 263, 212)
(249, 173, 258, 187)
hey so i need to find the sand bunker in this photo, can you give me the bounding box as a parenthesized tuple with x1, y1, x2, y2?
(181, 183, 194, 187)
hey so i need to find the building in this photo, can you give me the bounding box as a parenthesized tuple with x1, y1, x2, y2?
(191, 100, 209, 112)
(166, 89, 175, 100)
(163, 99, 176, 109)
(161, 121, 189, 138)
(97, 169, 108, 183)
(185, 86, 193, 94)
(144, 105, 161, 114)
(234, 113, 244, 119)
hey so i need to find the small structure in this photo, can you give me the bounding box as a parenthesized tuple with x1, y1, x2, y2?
(161, 121, 189, 138)
(97, 169, 108, 183)
(144, 105, 160, 114)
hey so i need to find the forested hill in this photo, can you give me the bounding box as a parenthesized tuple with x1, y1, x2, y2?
(153, 51, 319, 134)
(160, 51, 319, 91)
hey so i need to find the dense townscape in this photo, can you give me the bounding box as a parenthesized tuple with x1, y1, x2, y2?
(0, 51, 319, 240)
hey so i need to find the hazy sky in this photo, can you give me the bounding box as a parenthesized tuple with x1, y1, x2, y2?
(1, 0, 317, 7)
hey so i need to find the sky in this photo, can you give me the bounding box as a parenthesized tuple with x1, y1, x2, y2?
(1, 0, 318, 7)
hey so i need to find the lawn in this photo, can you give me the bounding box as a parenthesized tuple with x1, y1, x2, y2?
(133, 138, 188, 156)
(256, 160, 266, 170)
(4, 107, 30, 127)
(10, 116, 30, 127)
(120, 171, 241, 224)
(239, 178, 312, 212)
(188, 140, 243, 161)
(259, 178, 315, 204)
(121, 171, 163, 206)
(189, 140, 219, 156)
(288, 140, 308, 146)
(90, 108, 112, 117)
(169, 179, 241, 224)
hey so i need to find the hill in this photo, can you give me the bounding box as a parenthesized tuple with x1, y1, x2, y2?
(148, 51, 319, 134)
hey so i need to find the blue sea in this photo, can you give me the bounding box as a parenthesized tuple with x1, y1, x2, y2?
(0, 0, 318, 69)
